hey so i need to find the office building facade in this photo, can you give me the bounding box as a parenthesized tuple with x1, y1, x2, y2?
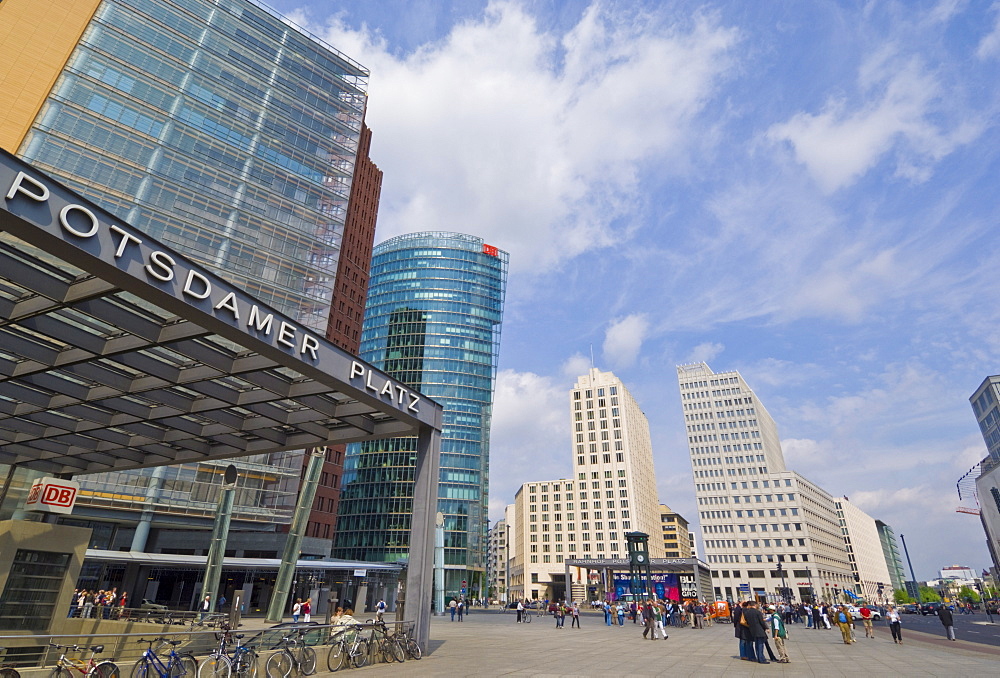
(333, 232, 508, 598)
(676, 362, 853, 603)
(836, 497, 893, 604)
(487, 519, 508, 603)
(970, 376, 1000, 575)
(874, 519, 907, 594)
(0, 0, 377, 599)
(659, 504, 692, 559)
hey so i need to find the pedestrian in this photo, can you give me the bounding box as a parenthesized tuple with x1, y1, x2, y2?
(630, 601, 638, 624)
(742, 601, 770, 664)
(570, 602, 580, 628)
(616, 602, 625, 627)
(457, 599, 464, 622)
(81, 590, 93, 618)
(859, 604, 874, 638)
(835, 605, 854, 644)
(603, 601, 611, 626)
(694, 600, 705, 629)
(811, 603, 821, 629)
(820, 603, 831, 630)
(769, 604, 790, 663)
(217, 595, 227, 612)
(199, 594, 211, 622)
(292, 598, 302, 623)
(641, 599, 655, 639)
(516, 599, 524, 623)
(302, 598, 311, 622)
(554, 601, 565, 628)
(939, 604, 956, 641)
(887, 605, 903, 644)
(654, 600, 668, 639)
(376, 598, 386, 621)
(734, 601, 754, 662)
(449, 598, 457, 621)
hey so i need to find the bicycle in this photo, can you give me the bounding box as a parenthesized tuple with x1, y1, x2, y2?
(263, 632, 315, 678)
(393, 624, 422, 660)
(197, 629, 257, 678)
(325, 626, 368, 672)
(131, 639, 196, 678)
(364, 621, 404, 664)
(48, 643, 120, 678)
(1, 647, 22, 678)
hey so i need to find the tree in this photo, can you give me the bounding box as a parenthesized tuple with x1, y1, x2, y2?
(959, 586, 981, 603)
(918, 585, 941, 602)
(893, 589, 914, 604)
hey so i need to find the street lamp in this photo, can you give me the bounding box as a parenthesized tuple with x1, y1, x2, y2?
(775, 562, 788, 605)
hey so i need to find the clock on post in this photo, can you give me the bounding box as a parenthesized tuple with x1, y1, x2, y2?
(625, 531, 651, 598)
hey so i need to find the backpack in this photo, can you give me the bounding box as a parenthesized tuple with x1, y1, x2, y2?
(838, 612, 847, 623)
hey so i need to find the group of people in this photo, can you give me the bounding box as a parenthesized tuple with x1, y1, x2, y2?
(290, 598, 312, 623)
(732, 600, 791, 664)
(596, 599, 710, 629)
(69, 588, 126, 618)
(448, 598, 467, 621)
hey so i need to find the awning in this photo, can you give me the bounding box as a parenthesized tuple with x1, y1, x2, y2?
(0, 148, 442, 476)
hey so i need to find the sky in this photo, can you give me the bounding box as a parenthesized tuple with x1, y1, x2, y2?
(267, 0, 1000, 581)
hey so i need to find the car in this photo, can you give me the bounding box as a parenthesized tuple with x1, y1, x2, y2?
(902, 604, 920, 614)
(140, 599, 168, 611)
(847, 605, 882, 620)
(920, 601, 943, 616)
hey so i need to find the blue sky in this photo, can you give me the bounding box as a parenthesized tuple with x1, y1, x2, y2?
(269, 0, 1000, 580)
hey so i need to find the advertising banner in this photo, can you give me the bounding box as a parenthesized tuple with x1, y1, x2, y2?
(611, 573, 680, 601)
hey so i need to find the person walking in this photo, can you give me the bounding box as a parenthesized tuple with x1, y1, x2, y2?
(694, 600, 705, 629)
(887, 605, 903, 644)
(859, 604, 875, 638)
(616, 602, 625, 627)
(554, 601, 565, 628)
(199, 594, 211, 622)
(603, 601, 611, 626)
(641, 599, 655, 639)
(457, 599, 464, 622)
(570, 602, 581, 628)
(516, 599, 524, 623)
(835, 605, 854, 644)
(811, 604, 821, 630)
(291, 598, 302, 623)
(449, 598, 457, 621)
(375, 598, 386, 622)
(742, 601, 770, 664)
(301, 598, 311, 622)
(734, 601, 754, 662)
(939, 604, 956, 640)
(769, 605, 790, 663)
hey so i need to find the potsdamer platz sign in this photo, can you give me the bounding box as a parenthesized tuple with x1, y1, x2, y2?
(0, 149, 442, 646)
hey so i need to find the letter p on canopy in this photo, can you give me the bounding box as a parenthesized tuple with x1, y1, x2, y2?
(5, 171, 50, 202)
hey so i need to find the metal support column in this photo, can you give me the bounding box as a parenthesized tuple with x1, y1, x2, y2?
(405, 427, 441, 650)
(434, 512, 445, 614)
(200, 465, 238, 612)
(266, 449, 326, 623)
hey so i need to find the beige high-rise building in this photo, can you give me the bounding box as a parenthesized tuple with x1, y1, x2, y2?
(659, 504, 692, 558)
(677, 362, 853, 603)
(836, 497, 893, 604)
(507, 368, 668, 602)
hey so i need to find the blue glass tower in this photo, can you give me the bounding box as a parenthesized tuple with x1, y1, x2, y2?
(333, 232, 508, 597)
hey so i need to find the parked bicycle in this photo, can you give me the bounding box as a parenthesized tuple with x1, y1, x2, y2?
(1, 647, 22, 678)
(263, 631, 315, 678)
(393, 625, 422, 660)
(131, 639, 196, 678)
(47, 643, 120, 678)
(363, 621, 404, 664)
(198, 629, 257, 678)
(325, 626, 367, 672)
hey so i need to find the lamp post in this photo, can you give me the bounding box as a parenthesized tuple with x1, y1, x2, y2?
(899, 533, 922, 604)
(775, 562, 788, 605)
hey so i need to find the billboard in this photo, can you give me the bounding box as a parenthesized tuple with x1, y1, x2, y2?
(611, 573, 680, 601)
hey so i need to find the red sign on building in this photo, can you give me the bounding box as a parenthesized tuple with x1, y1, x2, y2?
(482, 244, 499, 257)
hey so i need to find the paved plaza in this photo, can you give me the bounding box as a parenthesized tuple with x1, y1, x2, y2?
(337, 611, 1000, 677)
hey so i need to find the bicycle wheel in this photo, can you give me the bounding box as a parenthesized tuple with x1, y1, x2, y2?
(349, 641, 368, 669)
(405, 639, 422, 660)
(325, 643, 344, 673)
(1, 668, 21, 678)
(130, 660, 151, 678)
(296, 647, 316, 676)
(92, 662, 121, 678)
(197, 654, 231, 678)
(263, 652, 290, 678)
(234, 651, 257, 678)
(383, 640, 404, 664)
(524, 613, 532, 623)
(49, 669, 72, 678)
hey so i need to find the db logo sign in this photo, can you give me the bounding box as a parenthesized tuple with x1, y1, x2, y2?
(24, 477, 79, 514)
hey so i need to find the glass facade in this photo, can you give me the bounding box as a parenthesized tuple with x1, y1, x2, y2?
(11, 0, 370, 526)
(333, 232, 508, 596)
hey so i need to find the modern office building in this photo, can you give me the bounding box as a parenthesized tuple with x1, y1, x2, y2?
(659, 504, 692, 559)
(875, 519, 907, 593)
(835, 497, 893, 604)
(676, 362, 853, 603)
(487, 519, 508, 603)
(0, 0, 379, 603)
(506, 368, 672, 602)
(333, 232, 508, 599)
(970, 376, 1000, 575)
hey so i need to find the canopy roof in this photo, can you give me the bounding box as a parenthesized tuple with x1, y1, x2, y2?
(0, 149, 441, 476)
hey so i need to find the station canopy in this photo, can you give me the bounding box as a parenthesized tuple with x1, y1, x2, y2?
(0, 149, 441, 476)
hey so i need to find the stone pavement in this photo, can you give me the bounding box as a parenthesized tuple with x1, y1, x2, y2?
(323, 611, 1000, 677)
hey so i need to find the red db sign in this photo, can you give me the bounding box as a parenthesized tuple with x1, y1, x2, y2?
(24, 477, 80, 514)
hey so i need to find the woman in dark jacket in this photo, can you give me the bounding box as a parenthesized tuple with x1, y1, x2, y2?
(733, 601, 755, 661)
(741, 601, 770, 664)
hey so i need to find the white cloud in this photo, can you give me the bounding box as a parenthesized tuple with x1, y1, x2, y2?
(561, 353, 592, 380)
(304, 2, 738, 275)
(602, 313, 650, 368)
(767, 54, 977, 192)
(977, 4, 1000, 59)
(685, 342, 725, 365)
(487, 369, 570, 519)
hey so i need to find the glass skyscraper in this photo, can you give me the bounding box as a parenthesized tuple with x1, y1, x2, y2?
(333, 232, 508, 597)
(1, 0, 370, 554)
